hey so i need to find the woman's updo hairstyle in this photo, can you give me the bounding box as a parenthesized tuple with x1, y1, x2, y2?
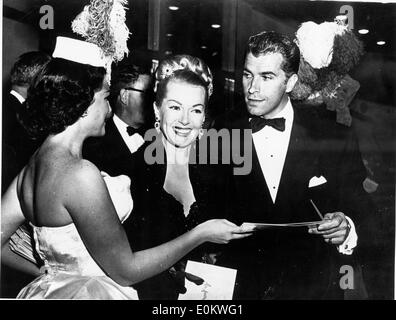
(154, 55, 213, 107)
(21, 58, 106, 139)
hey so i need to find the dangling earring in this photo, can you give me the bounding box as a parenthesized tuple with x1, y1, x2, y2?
(81, 110, 88, 118)
(154, 119, 160, 133)
(198, 127, 204, 140)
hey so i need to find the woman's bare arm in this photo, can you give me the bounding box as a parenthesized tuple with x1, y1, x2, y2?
(64, 161, 251, 286)
(1, 176, 41, 277)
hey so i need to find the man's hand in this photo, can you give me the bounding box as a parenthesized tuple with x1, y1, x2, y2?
(308, 212, 350, 245)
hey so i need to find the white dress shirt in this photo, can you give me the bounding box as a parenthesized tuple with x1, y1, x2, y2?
(252, 99, 294, 203)
(112, 114, 145, 154)
(251, 98, 357, 254)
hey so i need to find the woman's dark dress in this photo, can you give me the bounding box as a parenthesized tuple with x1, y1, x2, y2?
(123, 136, 224, 299)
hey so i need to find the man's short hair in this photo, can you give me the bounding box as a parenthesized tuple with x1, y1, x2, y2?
(245, 31, 300, 78)
(109, 63, 152, 109)
(10, 51, 51, 87)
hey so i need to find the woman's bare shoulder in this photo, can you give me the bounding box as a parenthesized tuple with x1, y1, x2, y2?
(60, 159, 111, 210)
(63, 158, 103, 187)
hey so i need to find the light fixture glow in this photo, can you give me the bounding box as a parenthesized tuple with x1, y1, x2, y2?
(201, 45, 207, 49)
(358, 29, 369, 35)
(169, 6, 179, 11)
(166, 33, 173, 37)
(211, 24, 221, 29)
(377, 41, 386, 46)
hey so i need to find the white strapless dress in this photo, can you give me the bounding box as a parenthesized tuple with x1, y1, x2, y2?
(17, 173, 139, 300)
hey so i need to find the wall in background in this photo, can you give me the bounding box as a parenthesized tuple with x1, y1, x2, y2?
(2, 15, 39, 87)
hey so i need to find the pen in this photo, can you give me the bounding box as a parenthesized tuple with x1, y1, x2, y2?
(309, 199, 324, 220)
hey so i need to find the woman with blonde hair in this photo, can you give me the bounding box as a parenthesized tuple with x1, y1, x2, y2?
(129, 54, 235, 299)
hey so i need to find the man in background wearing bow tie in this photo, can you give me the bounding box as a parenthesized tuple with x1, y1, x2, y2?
(83, 62, 153, 209)
(215, 31, 370, 299)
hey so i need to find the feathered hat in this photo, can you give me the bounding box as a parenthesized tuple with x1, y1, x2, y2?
(53, 0, 130, 83)
(291, 17, 364, 126)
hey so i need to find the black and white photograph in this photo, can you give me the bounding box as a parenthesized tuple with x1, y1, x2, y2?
(1, 0, 395, 305)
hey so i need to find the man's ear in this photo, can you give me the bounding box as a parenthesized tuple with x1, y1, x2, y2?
(285, 74, 298, 93)
(153, 102, 160, 120)
(119, 88, 129, 105)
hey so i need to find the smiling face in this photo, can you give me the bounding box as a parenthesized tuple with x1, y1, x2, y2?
(155, 79, 205, 148)
(243, 52, 297, 118)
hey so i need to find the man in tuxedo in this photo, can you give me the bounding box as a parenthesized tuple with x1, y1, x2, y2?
(216, 31, 368, 299)
(2, 51, 50, 194)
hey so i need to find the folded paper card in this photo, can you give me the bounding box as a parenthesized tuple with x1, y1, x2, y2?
(308, 175, 327, 188)
(241, 221, 323, 230)
(178, 260, 237, 300)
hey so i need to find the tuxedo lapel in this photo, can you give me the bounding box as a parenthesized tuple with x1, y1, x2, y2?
(230, 116, 274, 222)
(84, 119, 136, 176)
(235, 116, 267, 193)
(105, 119, 132, 160)
(275, 108, 322, 221)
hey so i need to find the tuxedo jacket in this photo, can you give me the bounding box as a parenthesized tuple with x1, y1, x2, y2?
(83, 119, 138, 181)
(2, 93, 22, 145)
(2, 92, 38, 193)
(214, 103, 369, 299)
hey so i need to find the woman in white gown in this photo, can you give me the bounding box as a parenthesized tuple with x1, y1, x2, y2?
(0, 37, 253, 300)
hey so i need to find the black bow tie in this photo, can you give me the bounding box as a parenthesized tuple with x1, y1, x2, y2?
(126, 126, 144, 136)
(250, 116, 286, 133)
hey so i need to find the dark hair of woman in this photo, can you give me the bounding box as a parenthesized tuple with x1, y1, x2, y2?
(21, 58, 106, 139)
